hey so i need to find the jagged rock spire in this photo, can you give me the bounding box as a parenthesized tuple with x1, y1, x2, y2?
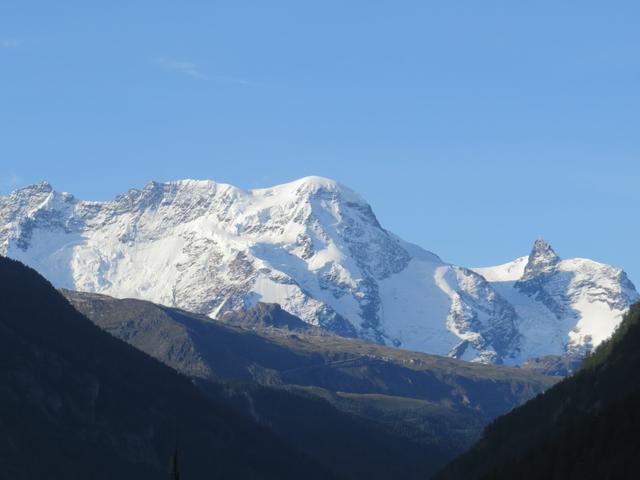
(521, 238, 560, 280)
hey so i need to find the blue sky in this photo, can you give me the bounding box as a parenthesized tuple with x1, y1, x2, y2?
(1, 1, 639, 282)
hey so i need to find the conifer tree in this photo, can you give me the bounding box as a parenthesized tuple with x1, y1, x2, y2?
(168, 448, 180, 480)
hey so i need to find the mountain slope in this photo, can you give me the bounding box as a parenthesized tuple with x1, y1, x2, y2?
(197, 380, 453, 479)
(435, 302, 640, 479)
(62, 289, 557, 454)
(56, 293, 486, 479)
(0, 256, 333, 480)
(2, 178, 636, 364)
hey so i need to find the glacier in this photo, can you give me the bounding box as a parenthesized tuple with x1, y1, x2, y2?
(1, 177, 637, 365)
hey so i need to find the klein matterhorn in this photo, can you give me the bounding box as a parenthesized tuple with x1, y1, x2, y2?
(1, 177, 637, 365)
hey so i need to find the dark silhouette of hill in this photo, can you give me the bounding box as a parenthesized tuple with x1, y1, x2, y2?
(436, 303, 640, 479)
(0, 256, 333, 479)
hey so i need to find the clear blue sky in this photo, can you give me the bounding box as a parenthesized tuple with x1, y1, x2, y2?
(1, 1, 639, 282)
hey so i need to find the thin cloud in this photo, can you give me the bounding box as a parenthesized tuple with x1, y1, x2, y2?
(154, 57, 251, 86)
(0, 39, 21, 49)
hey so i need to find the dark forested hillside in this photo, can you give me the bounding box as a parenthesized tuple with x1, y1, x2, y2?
(0, 256, 332, 479)
(436, 303, 640, 480)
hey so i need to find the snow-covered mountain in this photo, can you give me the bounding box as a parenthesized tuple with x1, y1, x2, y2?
(1, 177, 637, 365)
(473, 239, 638, 361)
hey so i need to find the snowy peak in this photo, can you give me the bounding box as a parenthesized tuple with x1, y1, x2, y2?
(475, 241, 639, 364)
(522, 238, 560, 279)
(264, 175, 360, 200)
(515, 239, 568, 322)
(19, 181, 54, 196)
(0, 177, 412, 343)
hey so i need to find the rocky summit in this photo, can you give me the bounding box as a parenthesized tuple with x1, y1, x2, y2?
(1, 177, 637, 365)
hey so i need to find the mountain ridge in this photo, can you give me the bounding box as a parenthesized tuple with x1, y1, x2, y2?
(1, 177, 636, 365)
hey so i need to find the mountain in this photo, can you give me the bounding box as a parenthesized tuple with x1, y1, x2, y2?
(1, 178, 636, 364)
(0, 255, 334, 479)
(435, 302, 640, 480)
(62, 289, 557, 454)
(473, 239, 638, 364)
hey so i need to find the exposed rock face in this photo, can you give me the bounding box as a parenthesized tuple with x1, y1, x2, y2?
(219, 302, 324, 333)
(515, 239, 576, 319)
(1, 178, 637, 365)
